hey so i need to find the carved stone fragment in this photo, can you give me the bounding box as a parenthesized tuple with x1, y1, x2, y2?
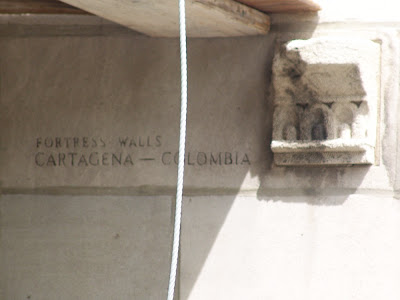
(271, 38, 380, 166)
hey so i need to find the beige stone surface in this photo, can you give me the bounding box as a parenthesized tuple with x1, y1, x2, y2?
(0, 194, 172, 300)
(182, 194, 400, 300)
(0, 35, 271, 192)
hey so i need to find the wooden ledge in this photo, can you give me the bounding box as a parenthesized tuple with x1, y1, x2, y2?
(57, 0, 270, 37)
(0, 0, 321, 37)
(237, 0, 320, 13)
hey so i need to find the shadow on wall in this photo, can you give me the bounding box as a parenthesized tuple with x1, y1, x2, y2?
(256, 166, 370, 205)
(0, 13, 374, 300)
(180, 13, 374, 300)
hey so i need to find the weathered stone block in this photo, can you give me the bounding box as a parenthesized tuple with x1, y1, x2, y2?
(0, 36, 268, 190)
(271, 38, 380, 166)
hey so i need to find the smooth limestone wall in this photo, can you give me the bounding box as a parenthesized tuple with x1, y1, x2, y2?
(1, 11, 400, 300)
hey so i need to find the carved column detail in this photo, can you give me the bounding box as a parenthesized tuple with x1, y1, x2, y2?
(271, 38, 380, 166)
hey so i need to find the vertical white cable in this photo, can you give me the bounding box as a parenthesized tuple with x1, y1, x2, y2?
(167, 0, 187, 299)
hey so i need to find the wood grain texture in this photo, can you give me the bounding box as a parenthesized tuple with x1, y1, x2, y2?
(57, 0, 270, 37)
(235, 0, 320, 13)
(0, 0, 320, 15)
(0, 0, 88, 14)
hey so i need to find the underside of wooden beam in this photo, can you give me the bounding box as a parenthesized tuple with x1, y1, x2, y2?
(0, 0, 87, 14)
(0, 0, 320, 37)
(55, 0, 270, 37)
(236, 0, 320, 12)
(0, 0, 321, 15)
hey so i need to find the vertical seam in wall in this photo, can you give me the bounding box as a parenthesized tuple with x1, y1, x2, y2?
(381, 30, 400, 190)
(375, 38, 383, 165)
(389, 30, 400, 192)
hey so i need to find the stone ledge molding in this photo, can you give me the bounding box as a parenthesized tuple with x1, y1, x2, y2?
(271, 38, 380, 166)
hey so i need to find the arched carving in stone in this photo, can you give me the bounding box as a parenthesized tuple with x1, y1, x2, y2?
(270, 37, 380, 166)
(301, 104, 334, 141)
(273, 105, 299, 141)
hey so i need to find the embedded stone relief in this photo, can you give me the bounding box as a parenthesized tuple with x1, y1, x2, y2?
(271, 38, 380, 166)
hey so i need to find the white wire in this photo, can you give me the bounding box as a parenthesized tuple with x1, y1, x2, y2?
(167, 0, 188, 299)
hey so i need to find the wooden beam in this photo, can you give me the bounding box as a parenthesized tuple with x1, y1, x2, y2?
(0, 0, 321, 15)
(0, 0, 88, 14)
(0, 0, 321, 36)
(235, 0, 320, 13)
(57, 0, 270, 37)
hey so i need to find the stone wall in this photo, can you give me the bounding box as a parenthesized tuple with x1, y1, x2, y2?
(1, 9, 400, 300)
